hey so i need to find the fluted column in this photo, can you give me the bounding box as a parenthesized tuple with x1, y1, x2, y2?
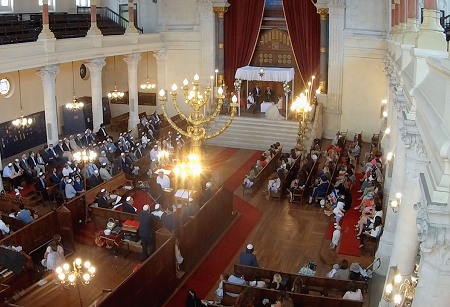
(0, 151, 4, 192)
(87, 0, 102, 37)
(154, 49, 167, 113)
(325, 0, 345, 137)
(318, 8, 328, 93)
(125, 0, 138, 34)
(416, 0, 446, 50)
(38, 0, 55, 40)
(85, 57, 106, 132)
(124, 53, 141, 135)
(37, 65, 60, 145)
(402, 0, 418, 45)
(213, 4, 229, 85)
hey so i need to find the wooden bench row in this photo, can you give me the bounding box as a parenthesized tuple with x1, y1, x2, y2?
(268, 152, 303, 201)
(221, 281, 363, 307)
(290, 154, 321, 203)
(242, 149, 282, 195)
(234, 264, 368, 296)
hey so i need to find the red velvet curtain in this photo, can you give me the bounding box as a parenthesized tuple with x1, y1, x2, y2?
(224, 0, 265, 88)
(282, 0, 321, 89)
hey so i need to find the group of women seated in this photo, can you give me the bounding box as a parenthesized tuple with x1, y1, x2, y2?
(242, 142, 282, 189)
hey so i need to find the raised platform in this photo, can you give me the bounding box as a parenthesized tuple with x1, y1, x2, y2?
(206, 115, 299, 150)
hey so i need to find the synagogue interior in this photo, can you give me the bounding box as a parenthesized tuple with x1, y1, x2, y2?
(0, 0, 448, 306)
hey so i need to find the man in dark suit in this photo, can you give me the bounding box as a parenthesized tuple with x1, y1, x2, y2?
(88, 170, 103, 188)
(162, 206, 181, 238)
(138, 204, 156, 260)
(253, 83, 261, 104)
(96, 189, 111, 209)
(97, 123, 108, 141)
(122, 196, 137, 214)
(239, 244, 259, 267)
(35, 172, 50, 201)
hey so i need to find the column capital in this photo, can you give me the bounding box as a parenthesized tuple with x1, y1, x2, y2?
(154, 48, 167, 61)
(36, 64, 59, 81)
(85, 57, 106, 72)
(123, 53, 141, 68)
(317, 8, 329, 20)
(213, 6, 229, 18)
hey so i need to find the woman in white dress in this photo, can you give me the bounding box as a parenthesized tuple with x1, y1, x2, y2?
(41, 240, 65, 271)
(265, 102, 285, 120)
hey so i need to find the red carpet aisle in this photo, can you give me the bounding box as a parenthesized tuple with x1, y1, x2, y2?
(324, 173, 363, 257)
(164, 151, 264, 306)
(164, 195, 261, 306)
(337, 173, 363, 257)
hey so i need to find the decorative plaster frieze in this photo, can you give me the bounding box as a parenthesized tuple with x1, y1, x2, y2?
(154, 47, 167, 61)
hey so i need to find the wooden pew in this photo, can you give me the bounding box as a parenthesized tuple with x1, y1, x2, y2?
(243, 149, 282, 195)
(234, 264, 368, 296)
(1, 214, 26, 232)
(221, 281, 363, 307)
(91, 206, 138, 231)
(268, 153, 303, 200)
(84, 173, 130, 206)
(95, 236, 177, 307)
(290, 155, 320, 204)
(155, 187, 233, 271)
(110, 112, 129, 132)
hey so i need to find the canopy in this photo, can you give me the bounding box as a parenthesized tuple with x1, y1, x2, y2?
(235, 66, 295, 82)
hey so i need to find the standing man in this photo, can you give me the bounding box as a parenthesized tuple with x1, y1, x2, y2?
(239, 243, 259, 267)
(265, 86, 272, 102)
(138, 204, 155, 261)
(97, 123, 108, 141)
(253, 83, 262, 112)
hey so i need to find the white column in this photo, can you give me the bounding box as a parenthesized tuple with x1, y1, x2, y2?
(325, 0, 345, 138)
(87, 0, 102, 37)
(123, 53, 141, 135)
(37, 64, 60, 145)
(199, 1, 216, 113)
(85, 57, 106, 132)
(125, 0, 138, 34)
(38, 0, 55, 41)
(154, 49, 167, 114)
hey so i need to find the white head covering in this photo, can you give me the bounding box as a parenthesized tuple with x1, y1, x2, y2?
(155, 204, 161, 210)
(143, 204, 149, 211)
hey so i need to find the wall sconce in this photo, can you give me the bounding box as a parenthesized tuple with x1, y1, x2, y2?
(385, 127, 391, 137)
(389, 192, 402, 212)
(381, 99, 387, 105)
(384, 265, 418, 306)
(383, 110, 388, 118)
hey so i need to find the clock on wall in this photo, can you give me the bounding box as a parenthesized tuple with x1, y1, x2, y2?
(80, 64, 90, 80)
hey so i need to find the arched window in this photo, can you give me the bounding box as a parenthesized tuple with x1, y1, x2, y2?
(76, 0, 90, 7)
(0, 0, 13, 13)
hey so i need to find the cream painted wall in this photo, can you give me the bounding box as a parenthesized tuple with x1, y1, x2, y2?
(345, 0, 389, 35)
(341, 55, 387, 141)
(159, 0, 198, 31)
(163, 48, 201, 116)
(0, 69, 44, 122)
(13, 0, 75, 13)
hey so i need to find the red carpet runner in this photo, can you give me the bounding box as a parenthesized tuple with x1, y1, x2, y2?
(324, 173, 363, 257)
(164, 150, 264, 306)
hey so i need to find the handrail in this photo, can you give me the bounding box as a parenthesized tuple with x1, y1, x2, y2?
(76, 6, 143, 34)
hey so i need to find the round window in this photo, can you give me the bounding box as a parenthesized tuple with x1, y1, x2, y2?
(0, 78, 11, 96)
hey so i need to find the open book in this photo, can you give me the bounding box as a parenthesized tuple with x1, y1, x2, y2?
(174, 189, 195, 201)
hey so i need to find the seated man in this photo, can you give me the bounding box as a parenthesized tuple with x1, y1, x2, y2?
(88, 170, 103, 188)
(17, 204, 33, 224)
(64, 179, 77, 199)
(156, 170, 171, 189)
(0, 215, 10, 236)
(2, 162, 23, 190)
(309, 176, 329, 204)
(96, 189, 111, 209)
(239, 243, 259, 267)
(246, 92, 255, 111)
(122, 196, 137, 214)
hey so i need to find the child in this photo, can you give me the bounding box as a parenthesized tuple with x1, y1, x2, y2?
(330, 225, 341, 249)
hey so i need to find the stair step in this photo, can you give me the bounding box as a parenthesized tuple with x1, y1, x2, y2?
(206, 115, 298, 150)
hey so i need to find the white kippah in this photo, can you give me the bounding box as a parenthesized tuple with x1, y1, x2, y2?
(100, 189, 106, 193)
(126, 196, 131, 201)
(155, 204, 160, 210)
(143, 204, 149, 211)
(247, 244, 253, 250)
(39, 172, 44, 176)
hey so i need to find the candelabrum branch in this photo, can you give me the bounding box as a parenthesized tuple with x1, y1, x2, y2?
(202, 99, 224, 124)
(170, 96, 194, 126)
(161, 101, 190, 139)
(204, 109, 237, 140)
